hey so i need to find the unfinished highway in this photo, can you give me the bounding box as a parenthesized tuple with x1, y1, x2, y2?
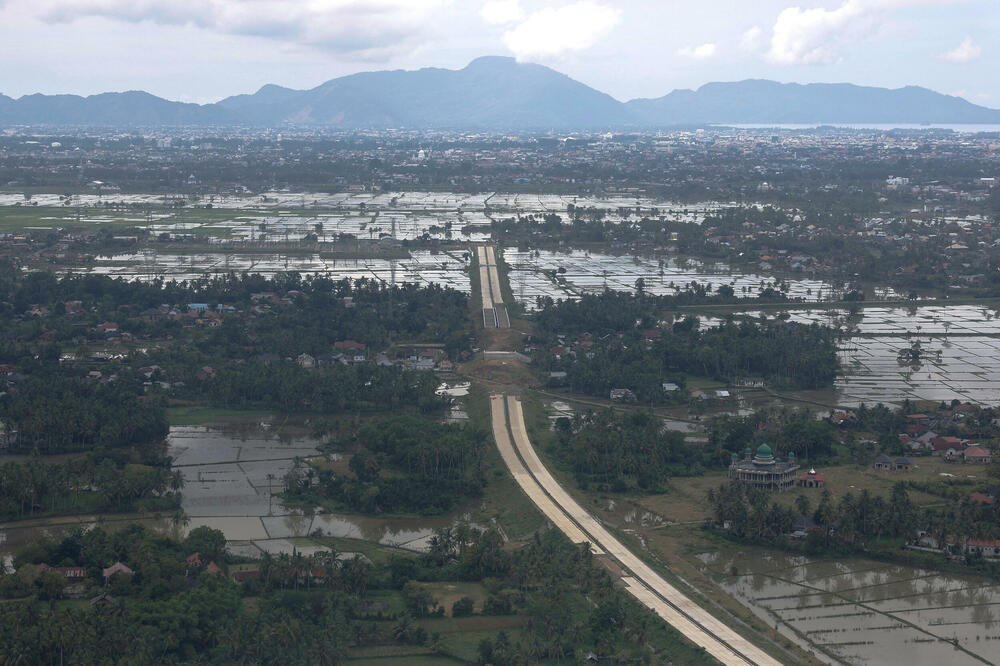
(476, 245, 509, 329)
(491, 394, 783, 666)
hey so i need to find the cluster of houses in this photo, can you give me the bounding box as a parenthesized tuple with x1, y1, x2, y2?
(293, 344, 454, 372)
(29, 551, 227, 601)
(912, 530, 1000, 562)
(900, 430, 994, 463)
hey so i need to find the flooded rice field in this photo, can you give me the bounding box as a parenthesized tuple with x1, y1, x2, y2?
(693, 306, 1000, 408)
(503, 249, 901, 310)
(0, 190, 722, 217)
(699, 550, 1000, 665)
(84, 249, 471, 290)
(0, 423, 476, 562)
(168, 425, 467, 553)
(168, 425, 322, 518)
(783, 306, 1000, 408)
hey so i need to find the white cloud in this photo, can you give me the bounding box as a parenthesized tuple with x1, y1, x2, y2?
(480, 0, 523, 25)
(501, 1, 621, 61)
(766, 0, 965, 66)
(767, 0, 871, 65)
(11, 0, 451, 60)
(677, 43, 716, 60)
(740, 26, 762, 52)
(942, 36, 981, 63)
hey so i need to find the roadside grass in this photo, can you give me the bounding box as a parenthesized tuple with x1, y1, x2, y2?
(465, 383, 546, 540)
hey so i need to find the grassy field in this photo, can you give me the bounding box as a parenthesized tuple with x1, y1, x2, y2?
(0, 204, 290, 235)
(0, 206, 147, 232)
(166, 406, 276, 426)
(641, 455, 973, 526)
(415, 581, 489, 617)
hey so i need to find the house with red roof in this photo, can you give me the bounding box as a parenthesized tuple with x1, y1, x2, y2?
(40, 564, 87, 581)
(931, 436, 964, 458)
(102, 562, 133, 582)
(963, 446, 992, 464)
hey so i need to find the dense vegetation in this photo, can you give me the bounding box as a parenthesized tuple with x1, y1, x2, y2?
(706, 409, 841, 465)
(0, 377, 167, 453)
(0, 524, 715, 665)
(533, 292, 839, 400)
(0, 265, 466, 452)
(183, 361, 445, 414)
(0, 447, 181, 521)
(287, 417, 489, 515)
(710, 481, 920, 548)
(0, 268, 472, 358)
(552, 409, 704, 491)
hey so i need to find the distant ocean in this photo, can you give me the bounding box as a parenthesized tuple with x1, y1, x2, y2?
(716, 123, 1000, 133)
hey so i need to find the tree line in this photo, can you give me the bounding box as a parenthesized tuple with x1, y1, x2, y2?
(286, 417, 489, 515)
(0, 448, 181, 521)
(552, 409, 703, 492)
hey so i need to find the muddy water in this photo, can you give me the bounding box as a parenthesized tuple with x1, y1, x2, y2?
(0, 425, 476, 562)
(168, 425, 476, 553)
(699, 550, 1000, 665)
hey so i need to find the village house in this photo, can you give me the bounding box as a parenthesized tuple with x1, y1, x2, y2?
(610, 388, 635, 402)
(902, 430, 937, 452)
(40, 564, 87, 581)
(961, 538, 1000, 560)
(874, 455, 913, 471)
(963, 445, 992, 464)
(931, 435, 965, 458)
(102, 562, 133, 583)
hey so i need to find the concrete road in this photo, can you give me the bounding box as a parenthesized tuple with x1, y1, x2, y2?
(477, 246, 494, 311)
(477, 245, 508, 329)
(484, 245, 504, 306)
(489, 396, 600, 551)
(499, 394, 783, 666)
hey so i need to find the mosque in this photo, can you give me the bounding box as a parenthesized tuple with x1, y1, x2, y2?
(728, 443, 800, 492)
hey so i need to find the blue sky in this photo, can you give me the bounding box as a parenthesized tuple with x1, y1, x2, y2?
(0, 0, 996, 107)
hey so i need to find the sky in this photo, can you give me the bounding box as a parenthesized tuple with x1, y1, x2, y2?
(0, 0, 997, 107)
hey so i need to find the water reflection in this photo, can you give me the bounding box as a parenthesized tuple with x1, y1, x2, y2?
(699, 550, 999, 665)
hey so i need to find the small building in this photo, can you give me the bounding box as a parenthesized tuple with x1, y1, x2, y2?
(610, 388, 635, 402)
(233, 570, 261, 584)
(874, 454, 894, 471)
(932, 436, 964, 457)
(963, 446, 992, 464)
(798, 468, 826, 488)
(296, 353, 316, 369)
(962, 538, 1000, 560)
(40, 564, 87, 581)
(728, 445, 799, 492)
(874, 455, 913, 472)
(102, 562, 133, 582)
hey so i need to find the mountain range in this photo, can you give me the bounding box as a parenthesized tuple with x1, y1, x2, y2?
(2, 56, 998, 128)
